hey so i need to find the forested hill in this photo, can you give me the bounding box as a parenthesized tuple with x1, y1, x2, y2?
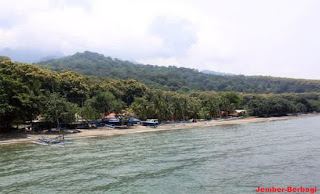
(37, 51, 320, 93)
(2, 59, 320, 131)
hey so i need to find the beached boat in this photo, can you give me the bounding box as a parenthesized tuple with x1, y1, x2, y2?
(142, 119, 159, 127)
(34, 136, 71, 146)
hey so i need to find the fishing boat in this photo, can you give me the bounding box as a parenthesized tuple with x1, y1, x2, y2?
(34, 136, 71, 146)
(142, 119, 159, 127)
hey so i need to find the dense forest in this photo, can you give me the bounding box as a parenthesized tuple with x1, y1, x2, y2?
(1, 57, 320, 132)
(38, 51, 320, 93)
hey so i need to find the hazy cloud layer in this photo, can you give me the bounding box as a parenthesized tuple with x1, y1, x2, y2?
(1, 0, 320, 79)
(151, 16, 197, 56)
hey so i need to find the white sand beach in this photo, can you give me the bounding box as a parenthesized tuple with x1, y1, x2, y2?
(0, 114, 318, 145)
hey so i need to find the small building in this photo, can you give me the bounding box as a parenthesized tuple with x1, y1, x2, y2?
(230, 110, 247, 117)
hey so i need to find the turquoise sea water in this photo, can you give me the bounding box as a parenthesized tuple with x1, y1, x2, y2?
(1, 116, 320, 194)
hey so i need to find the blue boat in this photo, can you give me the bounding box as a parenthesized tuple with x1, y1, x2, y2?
(34, 136, 71, 146)
(142, 119, 159, 127)
(128, 119, 141, 125)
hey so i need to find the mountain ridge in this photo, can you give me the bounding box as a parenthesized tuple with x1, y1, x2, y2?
(37, 51, 320, 93)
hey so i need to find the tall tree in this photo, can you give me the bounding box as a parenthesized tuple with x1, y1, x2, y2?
(87, 91, 124, 119)
(41, 92, 78, 130)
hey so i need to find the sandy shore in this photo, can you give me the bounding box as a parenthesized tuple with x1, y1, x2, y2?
(1, 114, 319, 145)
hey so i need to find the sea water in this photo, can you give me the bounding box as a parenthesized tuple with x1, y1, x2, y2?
(1, 116, 320, 194)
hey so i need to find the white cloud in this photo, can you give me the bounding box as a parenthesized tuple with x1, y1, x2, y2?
(150, 16, 197, 56)
(1, 0, 320, 79)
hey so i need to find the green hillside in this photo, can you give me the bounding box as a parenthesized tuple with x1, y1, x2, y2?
(37, 51, 320, 93)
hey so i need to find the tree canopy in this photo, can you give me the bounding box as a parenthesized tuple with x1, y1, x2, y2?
(1, 59, 320, 131)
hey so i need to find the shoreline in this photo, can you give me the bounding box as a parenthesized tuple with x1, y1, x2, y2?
(1, 114, 319, 145)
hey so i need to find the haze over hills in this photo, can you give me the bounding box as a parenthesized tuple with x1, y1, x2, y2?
(0, 48, 64, 63)
(200, 70, 233, 76)
(37, 51, 320, 94)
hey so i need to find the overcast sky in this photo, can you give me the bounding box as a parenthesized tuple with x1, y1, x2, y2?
(1, 0, 320, 79)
